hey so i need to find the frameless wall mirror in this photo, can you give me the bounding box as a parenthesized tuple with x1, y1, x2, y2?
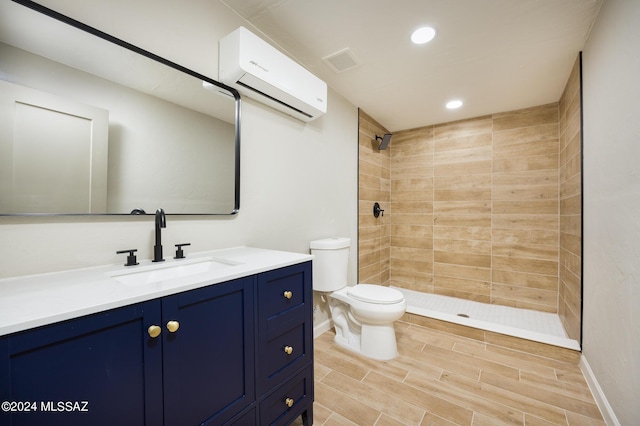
(0, 0, 240, 215)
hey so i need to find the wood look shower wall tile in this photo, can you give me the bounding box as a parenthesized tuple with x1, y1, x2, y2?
(384, 103, 565, 311)
(387, 124, 435, 292)
(490, 103, 561, 310)
(558, 55, 583, 342)
(358, 109, 391, 285)
(431, 117, 493, 302)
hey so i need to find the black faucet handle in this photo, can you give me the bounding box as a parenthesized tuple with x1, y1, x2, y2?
(116, 249, 139, 267)
(174, 243, 191, 259)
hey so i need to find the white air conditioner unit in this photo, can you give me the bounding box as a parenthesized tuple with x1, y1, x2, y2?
(219, 27, 327, 122)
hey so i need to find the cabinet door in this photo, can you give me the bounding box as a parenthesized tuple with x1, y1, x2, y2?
(0, 300, 163, 426)
(162, 277, 255, 426)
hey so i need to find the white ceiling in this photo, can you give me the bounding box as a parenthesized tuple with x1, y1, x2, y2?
(221, 0, 602, 131)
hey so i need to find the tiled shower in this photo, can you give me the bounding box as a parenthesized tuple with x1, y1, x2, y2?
(358, 55, 582, 342)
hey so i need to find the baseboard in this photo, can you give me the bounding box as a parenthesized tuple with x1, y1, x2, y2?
(313, 318, 332, 339)
(580, 355, 620, 425)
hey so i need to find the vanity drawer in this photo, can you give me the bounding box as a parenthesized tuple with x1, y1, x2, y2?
(257, 321, 310, 392)
(257, 263, 311, 321)
(258, 367, 313, 426)
(265, 323, 306, 370)
(256, 262, 313, 424)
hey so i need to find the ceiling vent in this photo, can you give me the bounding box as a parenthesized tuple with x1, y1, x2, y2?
(322, 48, 361, 73)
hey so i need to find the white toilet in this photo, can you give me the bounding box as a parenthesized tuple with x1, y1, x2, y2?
(310, 237, 406, 360)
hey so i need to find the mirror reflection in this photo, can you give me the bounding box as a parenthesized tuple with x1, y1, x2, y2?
(0, 0, 240, 215)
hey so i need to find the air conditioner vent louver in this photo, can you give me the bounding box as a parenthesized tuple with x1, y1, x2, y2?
(235, 81, 313, 119)
(219, 27, 327, 122)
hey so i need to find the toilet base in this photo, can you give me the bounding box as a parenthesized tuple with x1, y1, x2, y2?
(360, 323, 398, 360)
(333, 330, 360, 353)
(332, 321, 399, 361)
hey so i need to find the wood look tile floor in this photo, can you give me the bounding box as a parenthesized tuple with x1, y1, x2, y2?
(307, 321, 605, 426)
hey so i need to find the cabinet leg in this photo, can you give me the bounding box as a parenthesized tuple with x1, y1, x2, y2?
(301, 406, 313, 426)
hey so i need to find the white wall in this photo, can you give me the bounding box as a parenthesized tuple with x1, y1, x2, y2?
(0, 0, 359, 306)
(582, 0, 640, 424)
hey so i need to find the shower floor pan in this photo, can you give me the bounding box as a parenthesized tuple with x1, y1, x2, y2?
(393, 287, 580, 351)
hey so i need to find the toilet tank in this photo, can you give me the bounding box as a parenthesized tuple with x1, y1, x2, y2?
(310, 237, 350, 292)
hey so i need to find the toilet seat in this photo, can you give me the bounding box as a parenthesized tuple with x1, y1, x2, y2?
(347, 284, 404, 305)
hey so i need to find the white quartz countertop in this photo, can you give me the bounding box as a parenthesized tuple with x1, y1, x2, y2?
(0, 246, 313, 337)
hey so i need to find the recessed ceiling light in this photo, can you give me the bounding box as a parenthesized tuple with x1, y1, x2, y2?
(446, 99, 463, 109)
(411, 26, 436, 45)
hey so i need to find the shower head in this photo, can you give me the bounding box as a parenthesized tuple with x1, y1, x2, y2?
(375, 133, 392, 150)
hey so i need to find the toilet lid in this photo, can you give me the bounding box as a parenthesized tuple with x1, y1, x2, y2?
(347, 284, 404, 304)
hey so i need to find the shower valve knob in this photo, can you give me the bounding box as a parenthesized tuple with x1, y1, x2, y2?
(373, 202, 384, 218)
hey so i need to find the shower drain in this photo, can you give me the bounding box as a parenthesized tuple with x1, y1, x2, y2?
(457, 313, 470, 318)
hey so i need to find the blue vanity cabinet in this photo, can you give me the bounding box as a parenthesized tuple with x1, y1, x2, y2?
(162, 276, 255, 426)
(0, 300, 164, 426)
(0, 277, 255, 426)
(256, 261, 313, 425)
(0, 260, 312, 426)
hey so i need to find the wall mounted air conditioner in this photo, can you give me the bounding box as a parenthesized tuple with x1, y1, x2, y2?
(219, 26, 327, 122)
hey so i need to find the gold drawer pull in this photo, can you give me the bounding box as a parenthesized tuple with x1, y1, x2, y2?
(283, 290, 293, 299)
(147, 325, 161, 338)
(284, 346, 293, 355)
(285, 397, 294, 408)
(166, 320, 180, 333)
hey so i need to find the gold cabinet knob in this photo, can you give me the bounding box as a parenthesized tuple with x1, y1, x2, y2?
(283, 290, 293, 299)
(284, 346, 293, 355)
(147, 325, 161, 338)
(166, 320, 180, 333)
(285, 397, 294, 408)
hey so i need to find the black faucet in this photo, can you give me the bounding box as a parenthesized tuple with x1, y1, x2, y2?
(153, 208, 166, 262)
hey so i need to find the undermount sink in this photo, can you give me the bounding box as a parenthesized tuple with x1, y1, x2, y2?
(108, 257, 240, 286)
